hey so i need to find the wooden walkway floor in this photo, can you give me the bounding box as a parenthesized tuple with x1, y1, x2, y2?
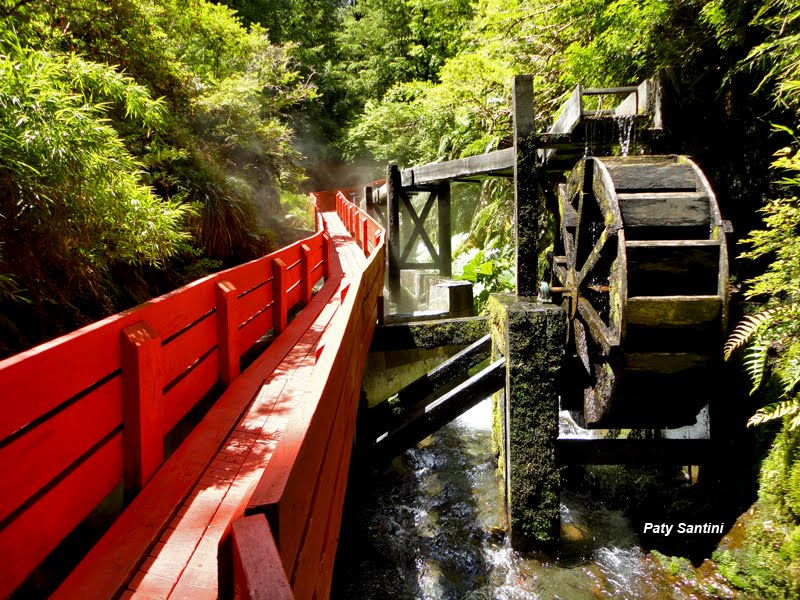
(54, 212, 369, 600)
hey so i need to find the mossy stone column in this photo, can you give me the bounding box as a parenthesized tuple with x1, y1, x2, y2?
(488, 293, 565, 551)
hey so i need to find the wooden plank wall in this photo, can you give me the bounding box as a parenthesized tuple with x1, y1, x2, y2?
(0, 216, 328, 598)
(228, 193, 385, 600)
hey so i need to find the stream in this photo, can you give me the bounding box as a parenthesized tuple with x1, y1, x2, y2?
(332, 399, 739, 600)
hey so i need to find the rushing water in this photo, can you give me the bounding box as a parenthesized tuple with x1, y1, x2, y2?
(332, 399, 736, 600)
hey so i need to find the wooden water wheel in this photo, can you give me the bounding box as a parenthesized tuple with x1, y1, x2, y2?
(550, 155, 729, 428)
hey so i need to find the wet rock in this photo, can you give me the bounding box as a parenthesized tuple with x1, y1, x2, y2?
(561, 522, 590, 543)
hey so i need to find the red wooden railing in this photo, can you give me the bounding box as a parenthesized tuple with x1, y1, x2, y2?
(225, 192, 385, 599)
(0, 217, 329, 597)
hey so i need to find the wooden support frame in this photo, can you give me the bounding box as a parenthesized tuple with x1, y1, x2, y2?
(387, 164, 402, 301)
(388, 161, 455, 301)
(513, 74, 538, 297)
(398, 187, 440, 267)
(364, 185, 386, 227)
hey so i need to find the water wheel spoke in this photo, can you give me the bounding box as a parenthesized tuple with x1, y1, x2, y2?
(573, 318, 591, 376)
(559, 194, 579, 268)
(576, 224, 615, 286)
(576, 297, 619, 355)
(584, 359, 617, 425)
(551, 259, 569, 287)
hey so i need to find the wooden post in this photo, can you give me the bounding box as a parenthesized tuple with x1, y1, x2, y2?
(387, 164, 402, 302)
(377, 295, 385, 326)
(364, 185, 374, 223)
(301, 244, 313, 305)
(227, 516, 293, 600)
(513, 74, 538, 297)
(273, 258, 288, 334)
(438, 182, 452, 277)
(322, 233, 331, 280)
(121, 321, 163, 494)
(361, 216, 369, 256)
(216, 280, 239, 387)
(488, 295, 564, 551)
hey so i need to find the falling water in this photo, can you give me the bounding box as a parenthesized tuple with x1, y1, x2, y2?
(615, 114, 636, 156)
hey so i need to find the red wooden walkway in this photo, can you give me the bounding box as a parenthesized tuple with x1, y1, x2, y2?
(0, 192, 384, 600)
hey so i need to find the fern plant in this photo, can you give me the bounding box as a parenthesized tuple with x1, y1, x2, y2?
(726, 133, 800, 429)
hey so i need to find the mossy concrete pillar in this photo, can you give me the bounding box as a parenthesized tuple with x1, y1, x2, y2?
(488, 294, 565, 551)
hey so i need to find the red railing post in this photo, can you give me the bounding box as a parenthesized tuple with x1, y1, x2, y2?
(228, 516, 293, 600)
(361, 216, 369, 256)
(273, 258, 288, 334)
(322, 233, 331, 280)
(121, 321, 163, 494)
(300, 244, 313, 305)
(216, 280, 239, 386)
(350, 205, 358, 237)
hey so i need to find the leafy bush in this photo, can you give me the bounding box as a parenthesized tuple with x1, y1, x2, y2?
(0, 34, 191, 296)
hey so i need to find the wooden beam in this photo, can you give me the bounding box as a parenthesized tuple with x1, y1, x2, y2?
(513, 74, 538, 297)
(438, 183, 452, 277)
(227, 515, 293, 600)
(368, 334, 491, 435)
(399, 189, 439, 265)
(370, 316, 488, 352)
(557, 438, 712, 465)
(373, 358, 505, 460)
(387, 164, 401, 301)
(399, 148, 514, 187)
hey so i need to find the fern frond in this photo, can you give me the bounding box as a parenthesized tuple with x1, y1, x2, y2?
(747, 397, 800, 427)
(783, 355, 800, 397)
(743, 343, 770, 393)
(724, 308, 781, 359)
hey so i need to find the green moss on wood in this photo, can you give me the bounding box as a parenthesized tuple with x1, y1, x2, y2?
(489, 293, 566, 549)
(715, 424, 800, 598)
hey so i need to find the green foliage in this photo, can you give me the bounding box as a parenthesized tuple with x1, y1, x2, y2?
(716, 426, 800, 598)
(454, 241, 515, 309)
(0, 34, 191, 289)
(336, 0, 474, 107)
(726, 132, 800, 430)
(744, 0, 800, 107)
(0, 0, 315, 353)
(279, 190, 315, 231)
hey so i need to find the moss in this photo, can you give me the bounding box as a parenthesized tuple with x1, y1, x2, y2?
(489, 293, 566, 549)
(404, 317, 489, 349)
(716, 423, 800, 599)
(651, 550, 696, 579)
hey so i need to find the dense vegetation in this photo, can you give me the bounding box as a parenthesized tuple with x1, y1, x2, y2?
(2, 0, 800, 594)
(0, 0, 314, 355)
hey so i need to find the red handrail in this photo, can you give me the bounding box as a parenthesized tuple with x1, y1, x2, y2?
(0, 209, 329, 598)
(227, 191, 385, 599)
